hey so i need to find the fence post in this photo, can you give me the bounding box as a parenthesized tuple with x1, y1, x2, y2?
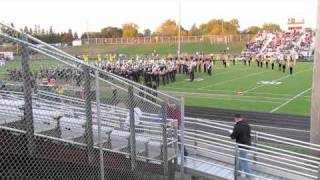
(234, 144, 239, 180)
(180, 96, 185, 180)
(83, 65, 94, 165)
(253, 131, 258, 163)
(162, 101, 169, 178)
(20, 33, 35, 156)
(95, 70, 105, 180)
(128, 85, 136, 170)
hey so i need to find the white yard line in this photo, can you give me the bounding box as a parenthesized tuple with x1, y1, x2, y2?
(163, 90, 288, 103)
(270, 87, 312, 113)
(161, 87, 311, 98)
(243, 69, 312, 93)
(169, 65, 241, 86)
(199, 70, 266, 90)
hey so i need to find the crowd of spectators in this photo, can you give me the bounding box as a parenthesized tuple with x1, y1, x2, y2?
(242, 30, 315, 60)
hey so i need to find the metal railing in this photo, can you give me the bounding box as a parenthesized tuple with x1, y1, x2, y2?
(183, 116, 320, 180)
(82, 34, 254, 45)
(0, 22, 183, 180)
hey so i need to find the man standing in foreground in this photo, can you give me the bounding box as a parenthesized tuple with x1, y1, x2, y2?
(230, 114, 252, 179)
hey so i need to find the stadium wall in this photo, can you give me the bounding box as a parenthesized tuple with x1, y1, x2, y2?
(82, 34, 254, 45)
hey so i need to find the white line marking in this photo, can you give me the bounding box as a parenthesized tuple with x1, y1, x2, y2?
(199, 71, 266, 90)
(161, 86, 311, 98)
(243, 69, 311, 93)
(270, 87, 312, 113)
(164, 91, 284, 104)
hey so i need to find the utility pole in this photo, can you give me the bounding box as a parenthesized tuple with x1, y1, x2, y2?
(86, 19, 90, 44)
(178, 0, 181, 57)
(310, 0, 320, 150)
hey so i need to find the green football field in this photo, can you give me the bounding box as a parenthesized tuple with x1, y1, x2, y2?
(159, 61, 313, 116)
(64, 42, 245, 56)
(0, 59, 313, 116)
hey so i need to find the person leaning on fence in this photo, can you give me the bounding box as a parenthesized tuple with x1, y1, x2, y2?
(229, 114, 252, 179)
(167, 101, 188, 156)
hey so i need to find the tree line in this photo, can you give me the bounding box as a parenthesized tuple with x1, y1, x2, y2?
(81, 19, 283, 39)
(1, 20, 283, 44)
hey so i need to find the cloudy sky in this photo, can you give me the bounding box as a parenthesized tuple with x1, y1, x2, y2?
(0, 0, 317, 34)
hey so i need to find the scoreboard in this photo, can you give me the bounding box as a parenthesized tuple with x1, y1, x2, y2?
(287, 18, 305, 31)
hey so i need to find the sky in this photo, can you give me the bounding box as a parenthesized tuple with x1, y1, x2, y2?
(0, 0, 317, 35)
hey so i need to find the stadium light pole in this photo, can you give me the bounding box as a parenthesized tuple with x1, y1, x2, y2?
(178, 0, 181, 57)
(86, 19, 90, 45)
(310, 0, 320, 148)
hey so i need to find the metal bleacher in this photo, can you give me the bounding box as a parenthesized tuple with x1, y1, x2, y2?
(1, 87, 320, 180)
(1, 22, 320, 180)
(0, 89, 177, 162)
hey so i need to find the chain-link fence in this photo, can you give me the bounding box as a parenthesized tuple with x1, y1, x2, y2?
(83, 34, 254, 45)
(0, 23, 184, 180)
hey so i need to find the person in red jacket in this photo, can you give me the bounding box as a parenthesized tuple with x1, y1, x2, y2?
(166, 101, 188, 156)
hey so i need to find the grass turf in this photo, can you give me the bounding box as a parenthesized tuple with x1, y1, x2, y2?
(0, 59, 312, 116)
(159, 61, 313, 116)
(64, 42, 245, 56)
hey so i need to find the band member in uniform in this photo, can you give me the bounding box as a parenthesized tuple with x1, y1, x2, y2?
(289, 58, 294, 75)
(204, 60, 207, 73)
(160, 68, 166, 85)
(278, 55, 282, 71)
(265, 55, 269, 69)
(194, 57, 197, 73)
(270, 55, 275, 70)
(281, 58, 286, 73)
(207, 60, 212, 76)
(251, 53, 256, 67)
(189, 62, 195, 82)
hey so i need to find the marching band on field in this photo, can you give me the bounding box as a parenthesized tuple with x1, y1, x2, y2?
(6, 51, 297, 92)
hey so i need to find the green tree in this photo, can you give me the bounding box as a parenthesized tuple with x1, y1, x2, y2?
(74, 32, 79, 39)
(101, 26, 122, 38)
(156, 19, 187, 36)
(244, 26, 261, 34)
(143, 29, 151, 37)
(23, 26, 29, 33)
(262, 23, 281, 32)
(198, 19, 240, 35)
(122, 23, 139, 38)
(189, 23, 201, 36)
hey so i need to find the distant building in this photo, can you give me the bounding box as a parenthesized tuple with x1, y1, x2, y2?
(72, 40, 82, 46)
(287, 18, 305, 31)
(0, 51, 14, 60)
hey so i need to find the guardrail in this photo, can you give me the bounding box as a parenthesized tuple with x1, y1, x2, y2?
(2, 88, 319, 179)
(183, 117, 320, 180)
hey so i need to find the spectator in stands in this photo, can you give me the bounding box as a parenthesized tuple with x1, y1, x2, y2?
(167, 101, 188, 156)
(229, 114, 252, 179)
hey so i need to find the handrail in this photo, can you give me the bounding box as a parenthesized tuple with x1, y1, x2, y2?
(184, 144, 234, 159)
(2, 88, 320, 179)
(238, 157, 318, 179)
(256, 143, 320, 162)
(185, 135, 235, 151)
(185, 156, 234, 171)
(0, 23, 180, 102)
(257, 131, 320, 148)
(0, 31, 165, 107)
(237, 171, 272, 180)
(185, 117, 320, 153)
(183, 129, 320, 165)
